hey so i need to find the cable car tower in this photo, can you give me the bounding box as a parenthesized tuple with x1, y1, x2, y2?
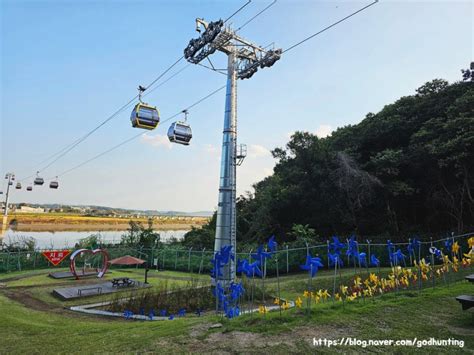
(184, 18, 281, 284)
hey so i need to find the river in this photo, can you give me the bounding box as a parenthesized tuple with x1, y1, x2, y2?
(2, 229, 188, 249)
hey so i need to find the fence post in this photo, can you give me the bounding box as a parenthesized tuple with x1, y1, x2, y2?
(367, 240, 371, 269)
(286, 245, 289, 274)
(430, 237, 435, 289)
(198, 248, 205, 275)
(188, 247, 192, 272)
(326, 240, 330, 269)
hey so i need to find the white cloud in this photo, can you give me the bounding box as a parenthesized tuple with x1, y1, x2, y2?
(140, 133, 172, 149)
(247, 144, 271, 158)
(315, 124, 333, 138)
(203, 144, 218, 154)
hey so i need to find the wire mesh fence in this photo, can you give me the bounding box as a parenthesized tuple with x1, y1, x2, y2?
(0, 232, 472, 276)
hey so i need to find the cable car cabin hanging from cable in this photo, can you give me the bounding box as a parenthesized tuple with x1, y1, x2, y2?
(15, 183, 21, 190)
(130, 86, 160, 130)
(27, 186, 33, 191)
(34, 172, 44, 186)
(168, 122, 192, 145)
(50, 179, 59, 189)
(168, 110, 192, 145)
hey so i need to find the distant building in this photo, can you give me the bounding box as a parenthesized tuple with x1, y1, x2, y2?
(16, 206, 45, 213)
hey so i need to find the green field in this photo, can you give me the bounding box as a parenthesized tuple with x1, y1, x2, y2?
(0, 267, 473, 354)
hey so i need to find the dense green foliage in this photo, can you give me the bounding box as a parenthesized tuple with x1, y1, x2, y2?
(121, 219, 161, 249)
(187, 79, 474, 246)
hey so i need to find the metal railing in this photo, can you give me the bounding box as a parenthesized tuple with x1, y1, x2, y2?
(0, 232, 471, 275)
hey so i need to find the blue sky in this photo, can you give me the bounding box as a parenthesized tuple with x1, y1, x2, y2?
(1, 0, 472, 212)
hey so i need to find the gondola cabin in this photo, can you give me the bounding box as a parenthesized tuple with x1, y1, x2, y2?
(167, 121, 192, 145)
(50, 181, 59, 189)
(15, 183, 21, 189)
(27, 186, 33, 191)
(34, 177, 44, 186)
(130, 103, 160, 130)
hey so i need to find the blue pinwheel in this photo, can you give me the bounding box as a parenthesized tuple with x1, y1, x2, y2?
(407, 238, 421, 254)
(370, 254, 380, 267)
(444, 238, 453, 253)
(328, 252, 343, 267)
(267, 235, 278, 253)
(346, 235, 359, 259)
(387, 240, 396, 264)
(148, 309, 155, 320)
(392, 249, 406, 266)
(300, 254, 324, 277)
(252, 245, 272, 262)
(329, 235, 346, 254)
(430, 247, 442, 260)
(123, 310, 133, 320)
(168, 314, 175, 320)
(159, 309, 167, 317)
(248, 261, 262, 277)
(229, 282, 245, 300)
(358, 252, 367, 267)
(225, 306, 240, 319)
(139, 307, 145, 316)
(178, 308, 186, 317)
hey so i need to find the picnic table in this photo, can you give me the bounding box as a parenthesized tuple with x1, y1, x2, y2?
(111, 277, 134, 287)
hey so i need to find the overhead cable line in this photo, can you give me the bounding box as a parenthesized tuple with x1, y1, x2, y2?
(236, 0, 276, 31)
(283, 0, 379, 53)
(47, 84, 227, 179)
(224, 0, 252, 23)
(18, 56, 186, 182)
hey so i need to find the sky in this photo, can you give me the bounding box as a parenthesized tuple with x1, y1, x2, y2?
(1, 0, 472, 212)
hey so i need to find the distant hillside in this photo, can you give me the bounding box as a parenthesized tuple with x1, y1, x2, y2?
(12, 203, 214, 217)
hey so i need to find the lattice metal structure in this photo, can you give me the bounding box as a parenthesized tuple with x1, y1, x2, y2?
(184, 18, 281, 283)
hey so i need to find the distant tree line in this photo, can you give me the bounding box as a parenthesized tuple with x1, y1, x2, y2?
(182, 77, 473, 248)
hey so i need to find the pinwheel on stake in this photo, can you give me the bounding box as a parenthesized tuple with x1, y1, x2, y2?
(300, 254, 324, 313)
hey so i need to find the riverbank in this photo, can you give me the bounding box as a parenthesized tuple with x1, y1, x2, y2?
(1, 213, 208, 232)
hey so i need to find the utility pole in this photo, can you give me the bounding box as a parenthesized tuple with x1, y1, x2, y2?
(1, 173, 15, 242)
(184, 18, 281, 284)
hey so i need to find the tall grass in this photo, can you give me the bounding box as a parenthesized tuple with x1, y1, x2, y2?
(107, 279, 214, 314)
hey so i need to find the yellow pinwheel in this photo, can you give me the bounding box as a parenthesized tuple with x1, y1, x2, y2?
(347, 292, 358, 301)
(340, 285, 348, 295)
(303, 290, 310, 298)
(295, 297, 303, 308)
(282, 301, 290, 310)
(258, 305, 268, 314)
(321, 289, 330, 300)
(353, 276, 362, 288)
(369, 273, 379, 285)
(273, 298, 280, 305)
(452, 241, 460, 254)
(335, 293, 342, 301)
(468, 236, 474, 249)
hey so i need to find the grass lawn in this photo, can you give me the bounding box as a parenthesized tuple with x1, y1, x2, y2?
(0, 268, 473, 353)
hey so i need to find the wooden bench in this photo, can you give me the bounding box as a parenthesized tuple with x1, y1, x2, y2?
(78, 286, 102, 297)
(456, 295, 474, 310)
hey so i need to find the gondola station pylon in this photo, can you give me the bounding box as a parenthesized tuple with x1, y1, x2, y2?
(184, 18, 282, 284)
